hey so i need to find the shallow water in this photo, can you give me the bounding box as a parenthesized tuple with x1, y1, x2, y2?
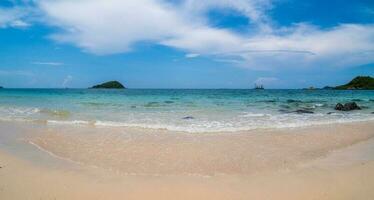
(0, 89, 373, 132)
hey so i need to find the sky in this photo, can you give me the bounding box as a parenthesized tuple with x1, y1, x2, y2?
(0, 0, 373, 89)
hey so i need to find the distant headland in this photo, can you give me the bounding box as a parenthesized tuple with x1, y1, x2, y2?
(305, 76, 374, 90)
(334, 76, 374, 90)
(90, 81, 126, 89)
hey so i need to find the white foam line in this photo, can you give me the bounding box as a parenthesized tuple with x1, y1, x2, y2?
(2, 116, 374, 133)
(28, 141, 84, 166)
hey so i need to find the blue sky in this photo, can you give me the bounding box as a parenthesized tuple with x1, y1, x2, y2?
(0, 0, 373, 88)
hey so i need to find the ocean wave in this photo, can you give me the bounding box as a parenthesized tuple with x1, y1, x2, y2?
(1, 116, 373, 133)
(0, 106, 72, 119)
(0, 106, 40, 116)
(1, 106, 373, 133)
(47, 120, 92, 125)
(34, 114, 374, 133)
(241, 113, 270, 117)
(39, 109, 71, 118)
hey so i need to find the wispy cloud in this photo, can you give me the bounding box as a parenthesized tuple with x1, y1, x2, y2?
(185, 53, 200, 58)
(31, 61, 64, 66)
(0, 7, 32, 28)
(10, 19, 30, 28)
(213, 58, 243, 64)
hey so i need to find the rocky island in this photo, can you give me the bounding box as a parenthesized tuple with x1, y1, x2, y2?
(335, 76, 374, 90)
(90, 81, 126, 89)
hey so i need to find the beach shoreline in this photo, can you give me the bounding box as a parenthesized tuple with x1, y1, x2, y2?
(0, 120, 374, 199)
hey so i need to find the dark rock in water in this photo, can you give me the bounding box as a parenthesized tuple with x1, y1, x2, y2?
(294, 109, 314, 114)
(327, 112, 334, 115)
(343, 102, 361, 111)
(335, 103, 344, 110)
(287, 99, 302, 103)
(372, 112, 374, 114)
(131, 105, 136, 108)
(90, 81, 125, 89)
(182, 116, 194, 120)
(345, 102, 361, 110)
(335, 102, 361, 111)
(164, 101, 174, 104)
(0, 86, 3, 89)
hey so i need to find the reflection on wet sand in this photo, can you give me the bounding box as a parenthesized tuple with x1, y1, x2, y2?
(30, 122, 374, 176)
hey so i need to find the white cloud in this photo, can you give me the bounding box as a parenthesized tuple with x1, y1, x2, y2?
(234, 24, 374, 70)
(10, 19, 30, 28)
(37, 0, 264, 55)
(32, 61, 64, 66)
(185, 53, 200, 58)
(0, 7, 31, 28)
(29, 0, 374, 69)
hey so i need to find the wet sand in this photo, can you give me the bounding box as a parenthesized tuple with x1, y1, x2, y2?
(0, 121, 374, 199)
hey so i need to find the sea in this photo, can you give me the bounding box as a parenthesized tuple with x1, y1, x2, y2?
(0, 89, 373, 133)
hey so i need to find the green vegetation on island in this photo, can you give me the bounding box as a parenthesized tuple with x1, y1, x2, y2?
(335, 76, 374, 90)
(90, 81, 126, 89)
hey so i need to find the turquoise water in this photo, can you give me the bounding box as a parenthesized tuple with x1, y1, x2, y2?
(0, 89, 373, 132)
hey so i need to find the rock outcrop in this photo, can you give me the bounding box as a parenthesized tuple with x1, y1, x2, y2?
(335, 102, 361, 111)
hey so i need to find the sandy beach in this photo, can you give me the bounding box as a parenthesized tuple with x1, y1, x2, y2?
(1, 0, 373, 198)
(1, 121, 374, 199)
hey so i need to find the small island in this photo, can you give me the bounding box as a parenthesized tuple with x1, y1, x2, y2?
(335, 76, 374, 90)
(90, 81, 126, 89)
